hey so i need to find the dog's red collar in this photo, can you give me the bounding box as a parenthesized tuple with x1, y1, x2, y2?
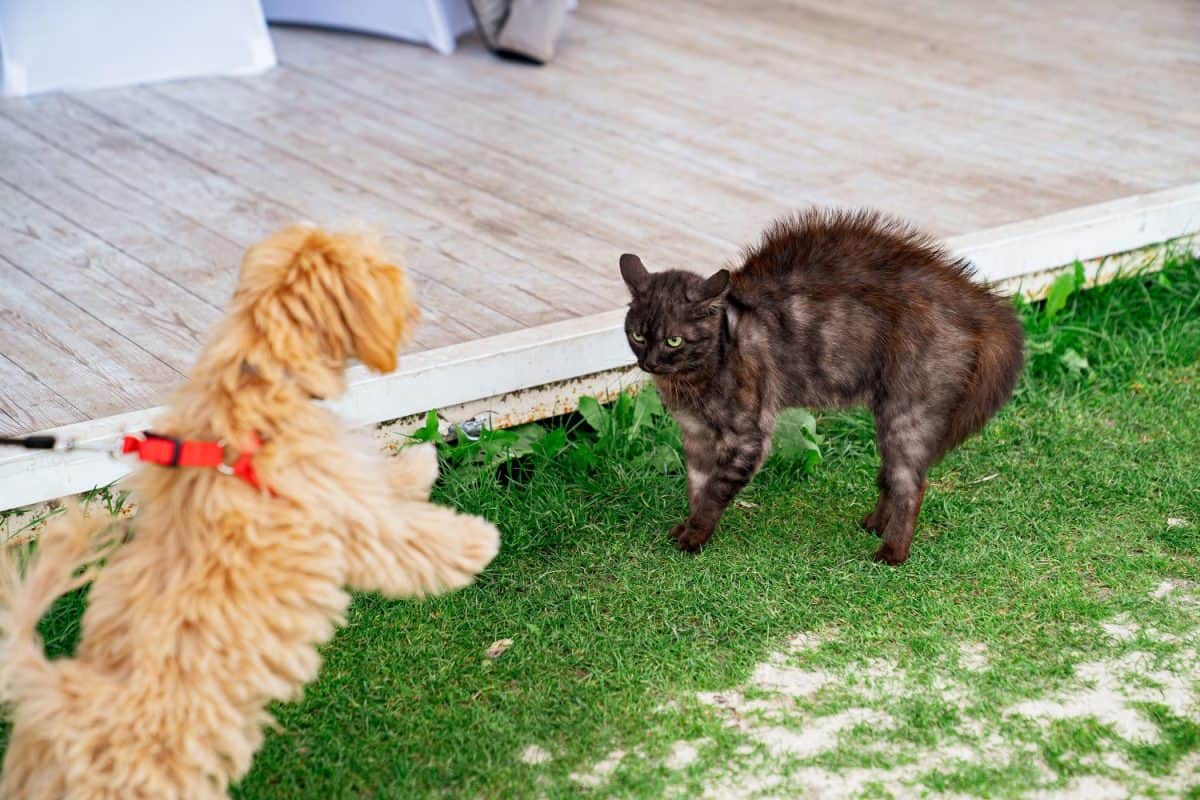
(121, 431, 270, 492)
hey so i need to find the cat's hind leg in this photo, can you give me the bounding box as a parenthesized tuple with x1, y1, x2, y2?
(861, 413, 898, 536)
(871, 404, 941, 565)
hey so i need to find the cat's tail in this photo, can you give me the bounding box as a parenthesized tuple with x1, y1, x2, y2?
(0, 503, 119, 703)
(940, 302, 1026, 458)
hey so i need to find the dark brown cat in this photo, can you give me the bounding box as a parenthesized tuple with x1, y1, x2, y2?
(619, 209, 1025, 564)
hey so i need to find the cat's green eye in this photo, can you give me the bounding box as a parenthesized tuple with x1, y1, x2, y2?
(666, 336, 683, 348)
(629, 331, 645, 343)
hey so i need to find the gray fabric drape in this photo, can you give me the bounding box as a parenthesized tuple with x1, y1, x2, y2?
(469, 0, 569, 64)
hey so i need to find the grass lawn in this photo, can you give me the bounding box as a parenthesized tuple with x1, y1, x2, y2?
(14, 252, 1200, 798)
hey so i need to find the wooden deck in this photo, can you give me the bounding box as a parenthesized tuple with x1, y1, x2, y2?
(1, 0, 1198, 443)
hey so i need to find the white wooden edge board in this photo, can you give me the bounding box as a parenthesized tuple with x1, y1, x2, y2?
(2, 182, 1199, 511)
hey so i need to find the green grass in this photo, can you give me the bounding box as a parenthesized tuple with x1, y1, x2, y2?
(7, 253, 1200, 798)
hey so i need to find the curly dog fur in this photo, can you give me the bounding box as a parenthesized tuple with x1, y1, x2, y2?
(0, 227, 501, 799)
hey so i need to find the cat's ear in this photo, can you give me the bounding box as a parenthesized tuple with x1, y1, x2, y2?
(688, 269, 730, 304)
(619, 253, 650, 294)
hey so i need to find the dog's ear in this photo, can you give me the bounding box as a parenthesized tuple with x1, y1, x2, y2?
(333, 241, 418, 375)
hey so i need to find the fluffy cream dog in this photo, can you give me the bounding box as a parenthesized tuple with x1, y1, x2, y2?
(0, 227, 500, 799)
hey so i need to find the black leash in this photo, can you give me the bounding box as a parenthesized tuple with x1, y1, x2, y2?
(0, 435, 59, 450)
(0, 435, 119, 453)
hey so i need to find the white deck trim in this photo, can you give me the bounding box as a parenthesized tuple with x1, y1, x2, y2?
(3, 182, 1199, 511)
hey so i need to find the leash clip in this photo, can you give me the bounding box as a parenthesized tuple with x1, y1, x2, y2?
(214, 440, 242, 477)
(48, 434, 140, 460)
(213, 439, 234, 474)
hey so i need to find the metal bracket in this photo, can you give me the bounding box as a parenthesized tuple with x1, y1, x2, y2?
(452, 414, 493, 442)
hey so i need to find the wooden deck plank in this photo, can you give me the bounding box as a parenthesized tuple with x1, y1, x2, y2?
(675, 1, 1200, 154)
(847, 1, 1199, 111)
(1, 94, 298, 248)
(69, 84, 618, 324)
(101, 92, 603, 333)
(277, 30, 830, 212)
(0, 181, 217, 371)
(276, 31, 791, 247)
(307, 21, 1009, 236)
(620, 0, 1196, 173)
(704, 0, 1198, 136)
(582, 1, 1187, 222)
(145, 75, 631, 313)
(264, 38, 740, 262)
(0, 258, 179, 430)
(0, 114, 238, 309)
(280, 30, 820, 242)
(2, 93, 519, 349)
(0, 353, 84, 435)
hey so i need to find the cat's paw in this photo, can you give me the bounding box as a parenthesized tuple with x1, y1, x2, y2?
(859, 513, 884, 537)
(872, 541, 909, 566)
(672, 523, 713, 553)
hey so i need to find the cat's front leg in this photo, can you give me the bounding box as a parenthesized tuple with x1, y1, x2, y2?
(670, 411, 718, 546)
(674, 423, 771, 552)
(678, 413, 719, 509)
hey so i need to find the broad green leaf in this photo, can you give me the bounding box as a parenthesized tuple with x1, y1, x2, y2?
(778, 408, 818, 439)
(506, 423, 549, 457)
(613, 392, 636, 433)
(628, 401, 646, 437)
(634, 443, 683, 473)
(531, 427, 569, 460)
(635, 386, 665, 420)
(627, 387, 665, 437)
(577, 395, 608, 433)
(773, 408, 822, 464)
(407, 410, 443, 445)
(568, 442, 600, 470)
(1044, 271, 1077, 322)
(478, 428, 520, 465)
(444, 438, 482, 469)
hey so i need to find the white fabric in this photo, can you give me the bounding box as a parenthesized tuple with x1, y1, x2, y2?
(261, 0, 477, 55)
(0, 0, 276, 98)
